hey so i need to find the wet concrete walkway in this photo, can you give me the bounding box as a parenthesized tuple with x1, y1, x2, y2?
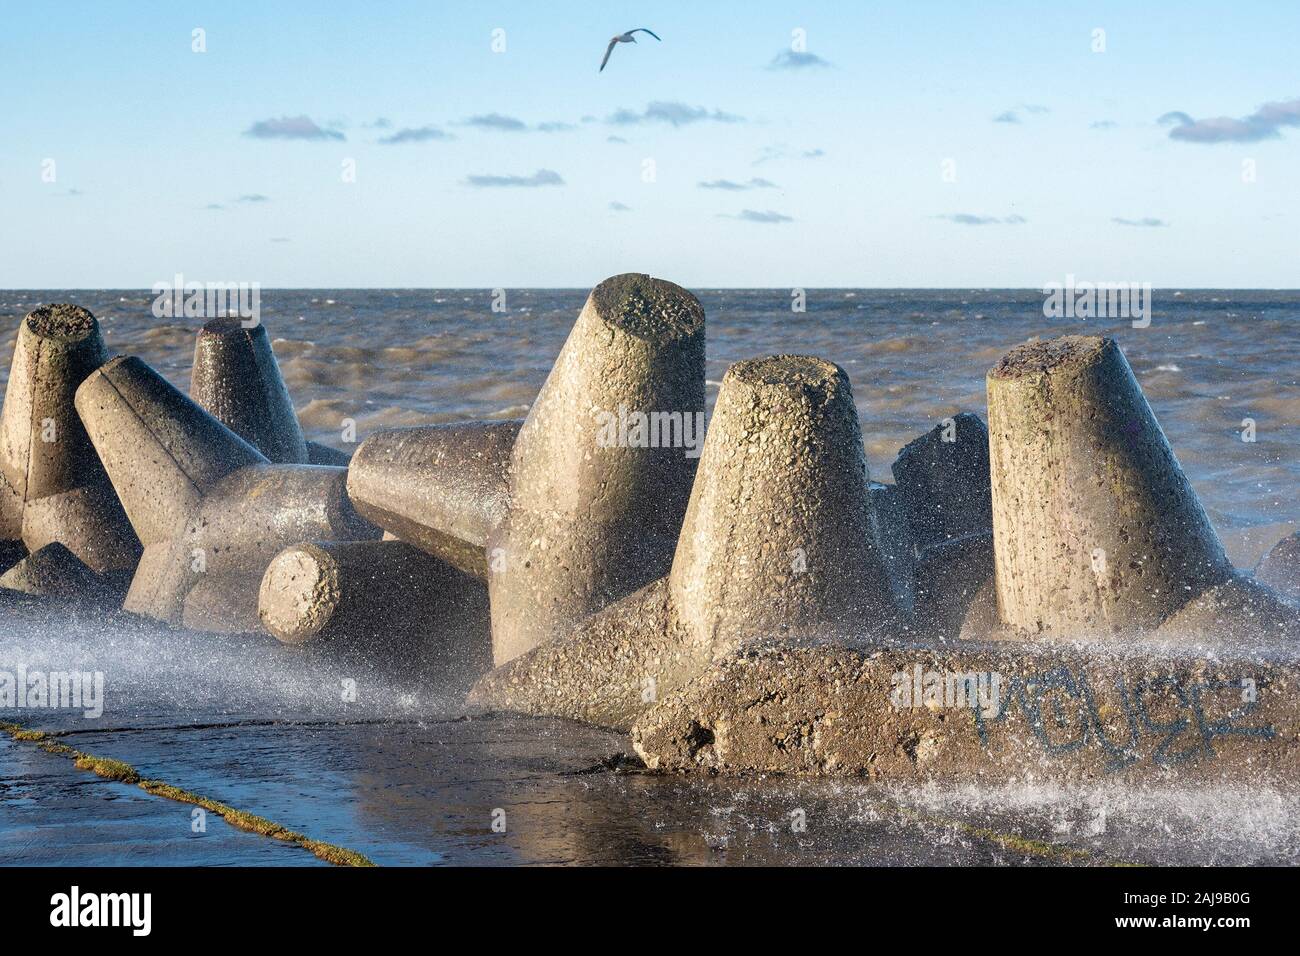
(2, 606, 1297, 866)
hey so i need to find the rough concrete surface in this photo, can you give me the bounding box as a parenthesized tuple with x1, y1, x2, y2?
(346, 421, 520, 577)
(471, 354, 901, 729)
(1256, 531, 1300, 602)
(258, 539, 490, 688)
(0, 305, 139, 572)
(189, 317, 309, 464)
(631, 633, 1300, 786)
(489, 274, 706, 665)
(987, 336, 1231, 636)
(0, 541, 127, 607)
(891, 411, 993, 553)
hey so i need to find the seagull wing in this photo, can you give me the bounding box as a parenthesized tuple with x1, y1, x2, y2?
(631, 28, 661, 41)
(599, 37, 618, 71)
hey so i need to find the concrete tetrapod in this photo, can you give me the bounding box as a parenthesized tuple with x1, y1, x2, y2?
(487, 274, 706, 665)
(188, 316, 352, 467)
(346, 421, 521, 577)
(75, 355, 378, 628)
(0, 305, 139, 573)
(986, 335, 1233, 637)
(469, 355, 900, 729)
(0, 541, 128, 608)
(189, 317, 308, 463)
(1256, 532, 1300, 603)
(890, 411, 992, 555)
(258, 540, 491, 685)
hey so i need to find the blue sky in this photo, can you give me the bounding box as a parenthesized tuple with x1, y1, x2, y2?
(1, 1, 1296, 288)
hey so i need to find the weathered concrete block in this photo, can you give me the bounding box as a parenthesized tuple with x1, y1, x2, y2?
(0, 305, 139, 573)
(631, 634, 1300, 786)
(181, 571, 263, 634)
(489, 274, 706, 665)
(259, 540, 491, 685)
(189, 317, 354, 470)
(1256, 531, 1300, 602)
(1156, 573, 1300, 645)
(987, 336, 1231, 637)
(468, 578, 710, 730)
(347, 421, 520, 577)
(670, 355, 896, 655)
(189, 317, 308, 463)
(912, 531, 995, 639)
(890, 412, 992, 553)
(469, 354, 899, 729)
(76, 354, 377, 626)
(0, 541, 128, 607)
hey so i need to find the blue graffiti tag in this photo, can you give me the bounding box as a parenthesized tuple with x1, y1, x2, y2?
(971, 668, 1274, 772)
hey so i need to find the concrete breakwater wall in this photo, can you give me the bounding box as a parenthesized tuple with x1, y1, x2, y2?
(629, 635, 1300, 784)
(2, 276, 1299, 785)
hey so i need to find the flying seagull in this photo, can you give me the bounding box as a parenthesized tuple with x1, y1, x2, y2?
(600, 28, 661, 72)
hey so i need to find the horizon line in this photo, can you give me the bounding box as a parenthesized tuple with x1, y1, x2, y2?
(4, 285, 1300, 293)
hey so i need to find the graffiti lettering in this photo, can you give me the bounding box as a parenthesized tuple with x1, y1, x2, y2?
(971, 668, 1273, 772)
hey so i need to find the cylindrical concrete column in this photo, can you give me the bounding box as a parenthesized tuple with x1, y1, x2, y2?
(669, 355, 896, 656)
(986, 335, 1231, 635)
(489, 274, 705, 665)
(0, 305, 139, 571)
(189, 317, 309, 464)
(259, 540, 491, 677)
(346, 421, 521, 577)
(75, 355, 267, 547)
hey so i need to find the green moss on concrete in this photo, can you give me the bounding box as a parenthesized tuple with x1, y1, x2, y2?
(3, 721, 375, 867)
(74, 753, 141, 783)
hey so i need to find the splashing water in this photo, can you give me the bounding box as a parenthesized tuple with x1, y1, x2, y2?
(0, 606, 462, 733)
